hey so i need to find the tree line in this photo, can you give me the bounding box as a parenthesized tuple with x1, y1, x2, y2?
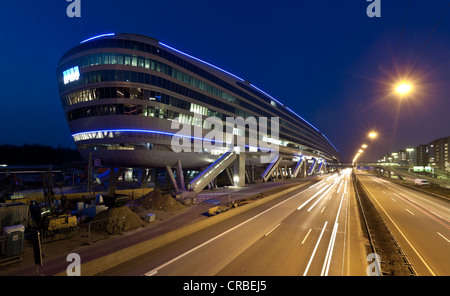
(0, 144, 82, 165)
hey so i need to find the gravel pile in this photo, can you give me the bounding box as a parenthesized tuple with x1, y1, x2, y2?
(136, 188, 185, 212)
(91, 206, 146, 234)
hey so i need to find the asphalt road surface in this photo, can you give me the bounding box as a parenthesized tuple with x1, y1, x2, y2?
(356, 171, 450, 276)
(103, 169, 370, 276)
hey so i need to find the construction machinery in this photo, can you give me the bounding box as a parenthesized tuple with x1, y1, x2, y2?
(29, 169, 77, 239)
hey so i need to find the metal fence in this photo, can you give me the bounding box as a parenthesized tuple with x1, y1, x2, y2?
(77, 212, 148, 245)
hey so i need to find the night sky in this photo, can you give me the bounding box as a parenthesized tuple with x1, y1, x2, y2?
(1, 1, 449, 162)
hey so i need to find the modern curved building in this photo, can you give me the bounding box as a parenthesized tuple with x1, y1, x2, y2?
(56, 33, 339, 190)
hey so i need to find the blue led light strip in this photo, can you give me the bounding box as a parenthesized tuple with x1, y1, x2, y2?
(321, 133, 339, 153)
(72, 129, 271, 152)
(285, 107, 320, 132)
(80, 33, 115, 44)
(159, 42, 324, 138)
(249, 84, 284, 106)
(159, 42, 245, 82)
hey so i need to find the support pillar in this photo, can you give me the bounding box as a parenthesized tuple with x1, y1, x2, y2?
(308, 158, 317, 176)
(165, 166, 179, 191)
(292, 157, 304, 178)
(233, 151, 245, 187)
(176, 160, 186, 191)
(141, 169, 151, 188)
(225, 167, 234, 185)
(108, 167, 124, 196)
(302, 160, 307, 178)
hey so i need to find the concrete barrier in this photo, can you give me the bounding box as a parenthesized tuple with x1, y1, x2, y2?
(55, 181, 312, 276)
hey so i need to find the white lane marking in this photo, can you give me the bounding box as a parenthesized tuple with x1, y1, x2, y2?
(307, 184, 335, 212)
(297, 183, 332, 211)
(265, 223, 281, 236)
(360, 180, 437, 276)
(437, 232, 450, 244)
(405, 208, 415, 216)
(303, 221, 328, 276)
(394, 191, 450, 225)
(321, 222, 338, 276)
(143, 186, 309, 276)
(321, 192, 346, 276)
(337, 180, 343, 193)
(302, 229, 312, 245)
(309, 179, 325, 189)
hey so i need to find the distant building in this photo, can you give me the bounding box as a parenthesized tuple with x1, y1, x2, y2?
(430, 136, 450, 171)
(405, 147, 416, 167)
(416, 144, 429, 167)
(378, 136, 449, 171)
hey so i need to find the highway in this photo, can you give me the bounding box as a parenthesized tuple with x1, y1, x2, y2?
(356, 171, 450, 276)
(102, 169, 369, 276)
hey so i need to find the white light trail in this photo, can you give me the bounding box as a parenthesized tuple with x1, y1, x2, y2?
(303, 221, 328, 276)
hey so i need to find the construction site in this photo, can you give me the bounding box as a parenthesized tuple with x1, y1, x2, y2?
(0, 160, 315, 275)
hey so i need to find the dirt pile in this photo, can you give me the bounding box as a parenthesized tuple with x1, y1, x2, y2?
(91, 206, 146, 234)
(136, 188, 185, 212)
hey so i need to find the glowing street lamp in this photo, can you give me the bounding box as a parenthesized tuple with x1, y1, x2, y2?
(362, 144, 368, 149)
(395, 82, 412, 95)
(368, 131, 377, 139)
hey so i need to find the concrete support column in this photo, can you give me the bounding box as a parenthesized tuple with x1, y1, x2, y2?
(165, 166, 179, 191)
(309, 159, 317, 176)
(141, 169, 150, 188)
(233, 151, 245, 187)
(176, 160, 186, 191)
(302, 160, 307, 178)
(108, 167, 123, 195)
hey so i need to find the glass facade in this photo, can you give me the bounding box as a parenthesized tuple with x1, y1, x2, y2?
(57, 34, 339, 162)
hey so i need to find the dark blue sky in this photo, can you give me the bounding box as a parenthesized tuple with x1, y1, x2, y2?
(1, 0, 449, 162)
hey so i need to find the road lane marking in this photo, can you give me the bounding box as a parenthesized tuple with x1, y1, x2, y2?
(309, 179, 325, 189)
(437, 232, 450, 244)
(405, 208, 415, 216)
(321, 222, 338, 276)
(264, 223, 281, 236)
(297, 183, 331, 211)
(307, 184, 335, 212)
(316, 182, 327, 190)
(343, 192, 350, 276)
(302, 228, 312, 245)
(145, 270, 158, 276)
(143, 186, 309, 276)
(303, 221, 328, 276)
(391, 197, 396, 202)
(393, 192, 450, 229)
(321, 192, 346, 276)
(337, 180, 343, 193)
(321, 206, 326, 213)
(359, 180, 437, 276)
